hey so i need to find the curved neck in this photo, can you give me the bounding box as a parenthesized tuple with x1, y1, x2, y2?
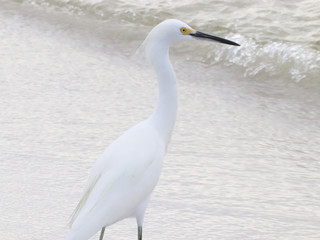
(148, 42, 177, 144)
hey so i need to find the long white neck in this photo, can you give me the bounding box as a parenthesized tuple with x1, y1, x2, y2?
(147, 41, 177, 145)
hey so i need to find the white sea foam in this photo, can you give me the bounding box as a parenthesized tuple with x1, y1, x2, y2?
(8, 0, 320, 83)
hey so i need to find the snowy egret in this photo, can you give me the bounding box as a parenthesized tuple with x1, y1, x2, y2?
(66, 19, 239, 240)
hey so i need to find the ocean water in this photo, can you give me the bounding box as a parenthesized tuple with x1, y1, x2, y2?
(0, 0, 319, 239)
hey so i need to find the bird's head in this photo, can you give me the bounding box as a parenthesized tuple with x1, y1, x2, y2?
(146, 19, 240, 47)
(135, 19, 239, 65)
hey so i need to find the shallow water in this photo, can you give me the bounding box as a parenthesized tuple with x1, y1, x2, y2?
(0, 1, 319, 240)
(8, 0, 320, 82)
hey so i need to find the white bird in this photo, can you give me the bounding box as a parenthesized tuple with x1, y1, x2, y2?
(66, 19, 239, 240)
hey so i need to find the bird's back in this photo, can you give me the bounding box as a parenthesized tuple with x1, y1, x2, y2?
(67, 119, 166, 240)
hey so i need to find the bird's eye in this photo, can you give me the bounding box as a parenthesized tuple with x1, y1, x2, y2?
(180, 27, 188, 35)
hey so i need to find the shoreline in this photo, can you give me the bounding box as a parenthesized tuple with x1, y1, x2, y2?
(0, 2, 319, 239)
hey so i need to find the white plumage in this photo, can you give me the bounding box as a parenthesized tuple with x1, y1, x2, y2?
(66, 19, 239, 240)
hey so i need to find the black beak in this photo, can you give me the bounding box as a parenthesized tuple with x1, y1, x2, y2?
(190, 31, 240, 46)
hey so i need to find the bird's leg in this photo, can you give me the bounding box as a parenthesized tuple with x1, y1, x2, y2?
(99, 226, 106, 240)
(138, 225, 142, 240)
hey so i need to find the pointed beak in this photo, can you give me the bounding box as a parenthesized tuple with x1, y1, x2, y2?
(190, 31, 240, 46)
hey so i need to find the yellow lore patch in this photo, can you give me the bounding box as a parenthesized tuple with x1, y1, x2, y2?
(180, 27, 196, 35)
